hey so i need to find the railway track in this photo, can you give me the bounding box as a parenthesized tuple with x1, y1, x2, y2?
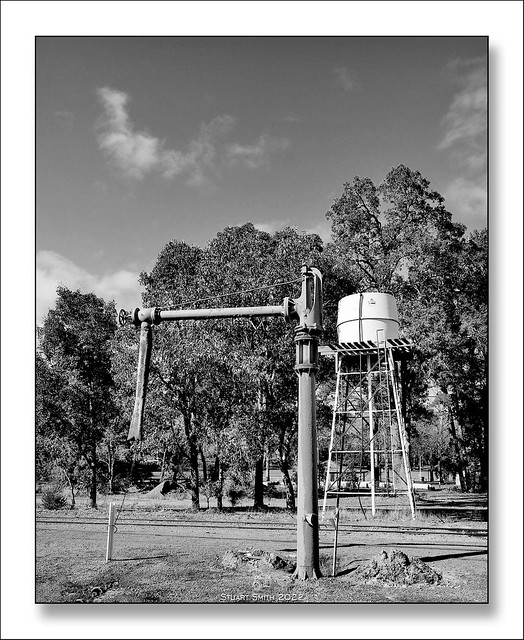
(36, 515, 487, 538)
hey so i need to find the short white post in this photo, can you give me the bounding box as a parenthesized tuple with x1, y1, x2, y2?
(105, 502, 116, 562)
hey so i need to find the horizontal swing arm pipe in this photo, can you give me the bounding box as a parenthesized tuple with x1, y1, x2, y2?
(135, 304, 287, 324)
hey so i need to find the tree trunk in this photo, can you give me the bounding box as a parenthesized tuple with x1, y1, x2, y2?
(449, 411, 469, 492)
(479, 440, 488, 492)
(215, 456, 223, 511)
(200, 446, 207, 483)
(280, 464, 296, 511)
(160, 447, 167, 482)
(62, 469, 76, 509)
(189, 443, 200, 509)
(253, 457, 265, 510)
(89, 443, 97, 509)
(253, 380, 266, 510)
(183, 412, 200, 510)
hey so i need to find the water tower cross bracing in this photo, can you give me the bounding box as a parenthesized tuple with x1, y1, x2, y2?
(319, 292, 416, 576)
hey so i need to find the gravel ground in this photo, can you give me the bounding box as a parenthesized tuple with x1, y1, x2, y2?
(36, 501, 487, 604)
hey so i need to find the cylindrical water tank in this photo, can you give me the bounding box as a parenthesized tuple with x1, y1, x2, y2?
(337, 293, 399, 343)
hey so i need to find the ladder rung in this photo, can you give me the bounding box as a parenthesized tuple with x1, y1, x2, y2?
(325, 490, 372, 496)
(330, 450, 365, 454)
(330, 449, 404, 454)
(323, 353, 416, 527)
(335, 409, 395, 414)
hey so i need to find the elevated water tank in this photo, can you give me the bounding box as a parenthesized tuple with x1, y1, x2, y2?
(337, 293, 399, 343)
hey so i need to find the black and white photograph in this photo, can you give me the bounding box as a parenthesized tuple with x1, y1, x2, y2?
(1, 1, 523, 638)
(35, 31, 489, 603)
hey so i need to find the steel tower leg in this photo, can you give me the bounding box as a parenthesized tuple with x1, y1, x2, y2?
(388, 350, 416, 519)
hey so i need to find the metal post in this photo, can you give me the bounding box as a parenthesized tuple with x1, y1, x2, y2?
(388, 350, 416, 519)
(294, 327, 321, 580)
(322, 353, 341, 518)
(332, 507, 340, 577)
(367, 355, 376, 516)
(105, 502, 116, 562)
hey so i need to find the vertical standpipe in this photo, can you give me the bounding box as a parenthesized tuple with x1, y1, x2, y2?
(295, 330, 321, 579)
(292, 266, 323, 579)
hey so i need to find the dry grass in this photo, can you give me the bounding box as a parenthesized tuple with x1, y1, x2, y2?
(36, 495, 487, 604)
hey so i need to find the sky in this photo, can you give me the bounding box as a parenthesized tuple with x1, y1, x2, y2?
(35, 35, 488, 322)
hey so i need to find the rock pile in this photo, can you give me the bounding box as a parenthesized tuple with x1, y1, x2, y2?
(353, 550, 442, 585)
(222, 548, 295, 572)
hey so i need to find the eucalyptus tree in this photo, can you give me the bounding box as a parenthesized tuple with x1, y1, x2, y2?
(37, 287, 117, 508)
(326, 164, 458, 293)
(36, 351, 81, 506)
(198, 224, 326, 509)
(326, 165, 488, 490)
(138, 240, 209, 508)
(196, 224, 277, 508)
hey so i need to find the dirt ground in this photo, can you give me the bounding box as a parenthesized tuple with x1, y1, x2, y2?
(35, 492, 487, 604)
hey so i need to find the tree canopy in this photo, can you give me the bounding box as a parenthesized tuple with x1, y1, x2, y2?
(37, 288, 118, 507)
(36, 165, 488, 508)
(326, 165, 487, 490)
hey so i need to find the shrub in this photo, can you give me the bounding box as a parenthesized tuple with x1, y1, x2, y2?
(42, 487, 67, 510)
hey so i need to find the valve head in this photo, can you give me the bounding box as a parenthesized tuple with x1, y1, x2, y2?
(118, 309, 131, 327)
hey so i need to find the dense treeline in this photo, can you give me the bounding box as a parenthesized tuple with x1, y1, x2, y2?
(36, 165, 488, 508)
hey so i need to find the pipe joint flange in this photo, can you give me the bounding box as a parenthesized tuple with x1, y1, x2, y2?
(131, 308, 141, 327)
(151, 307, 162, 325)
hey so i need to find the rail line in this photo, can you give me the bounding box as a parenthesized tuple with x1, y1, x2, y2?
(36, 516, 487, 538)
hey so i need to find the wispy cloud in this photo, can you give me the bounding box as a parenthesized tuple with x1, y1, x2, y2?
(334, 66, 358, 92)
(252, 219, 291, 234)
(252, 219, 331, 243)
(282, 115, 303, 124)
(305, 219, 332, 243)
(37, 250, 142, 325)
(438, 57, 487, 167)
(438, 57, 487, 228)
(441, 177, 487, 231)
(227, 135, 290, 170)
(96, 87, 181, 180)
(96, 87, 289, 186)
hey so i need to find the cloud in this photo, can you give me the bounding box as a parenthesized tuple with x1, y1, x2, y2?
(96, 87, 173, 180)
(96, 87, 289, 186)
(438, 57, 487, 168)
(305, 219, 332, 243)
(442, 177, 487, 230)
(283, 115, 303, 123)
(181, 115, 236, 187)
(37, 250, 143, 325)
(334, 66, 358, 92)
(253, 219, 291, 234)
(226, 135, 290, 169)
(252, 218, 331, 243)
(438, 57, 487, 228)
